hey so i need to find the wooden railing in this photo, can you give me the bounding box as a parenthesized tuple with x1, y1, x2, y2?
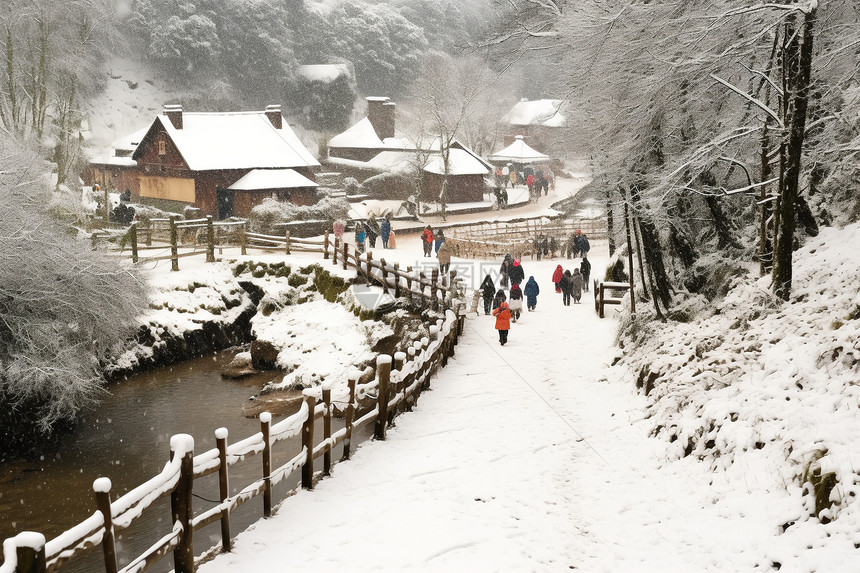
(448, 216, 607, 260)
(594, 280, 631, 318)
(0, 310, 465, 573)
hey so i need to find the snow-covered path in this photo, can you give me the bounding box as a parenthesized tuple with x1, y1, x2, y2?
(197, 246, 786, 572)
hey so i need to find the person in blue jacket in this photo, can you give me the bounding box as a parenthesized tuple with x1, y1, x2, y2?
(380, 217, 392, 248)
(523, 276, 540, 311)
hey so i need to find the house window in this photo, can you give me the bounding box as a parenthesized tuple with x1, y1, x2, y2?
(158, 139, 166, 156)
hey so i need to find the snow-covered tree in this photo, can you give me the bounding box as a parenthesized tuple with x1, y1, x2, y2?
(0, 137, 148, 454)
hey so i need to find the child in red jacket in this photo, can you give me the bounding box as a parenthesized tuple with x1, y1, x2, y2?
(492, 301, 511, 346)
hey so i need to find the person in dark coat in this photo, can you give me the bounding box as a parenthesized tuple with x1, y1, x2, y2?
(480, 274, 496, 315)
(551, 264, 564, 293)
(380, 217, 391, 248)
(560, 269, 573, 306)
(492, 289, 507, 311)
(434, 229, 445, 253)
(549, 236, 558, 258)
(572, 268, 584, 303)
(508, 283, 523, 322)
(566, 233, 576, 259)
(523, 276, 540, 311)
(573, 229, 590, 258)
(499, 254, 512, 288)
(580, 255, 592, 292)
(492, 300, 511, 346)
(508, 258, 525, 287)
(536, 234, 547, 260)
(365, 219, 379, 249)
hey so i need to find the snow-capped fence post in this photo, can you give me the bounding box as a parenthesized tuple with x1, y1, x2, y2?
(93, 478, 118, 573)
(380, 259, 390, 294)
(323, 230, 330, 259)
(405, 266, 413, 295)
(374, 355, 392, 440)
(342, 374, 358, 461)
(322, 384, 333, 476)
(284, 230, 291, 255)
(332, 237, 339, 265)
(260, 412, 273, 517)
(421, 336, 431, 389)
(393, 351, 406, 415)
(240, 226, 247, 255)
(301, 393, 316, 489)
(169, 215, 180, 272)
(169, 434, 195, 573)
(215, 427, 232, 552)
(206, 216, 215, 263)
(405, 346, 417, 411)
(129, 222, 139, 263)
(365, 251, 373, 286)
(11, 532, 46, 573)
(430, 269, 438, 309)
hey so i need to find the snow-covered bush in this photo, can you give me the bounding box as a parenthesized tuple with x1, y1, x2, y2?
(248, 196, 350, 234)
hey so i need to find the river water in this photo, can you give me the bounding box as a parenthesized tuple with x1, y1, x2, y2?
(0, 350, 338, 572)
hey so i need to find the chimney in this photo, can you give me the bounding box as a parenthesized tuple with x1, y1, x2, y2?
(163, 104, 183, 129)
(366, 97, 395, 140)
(265, 104, 283, 129)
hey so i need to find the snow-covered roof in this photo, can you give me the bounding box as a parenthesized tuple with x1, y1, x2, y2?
(501, 99, 566, 127)
(111, 126, 150, 155)
(296, 64, 352, 83)
(489, 136, 550, 163)
(228, 169, 318, 191)
(135, 111, 319, 171)
(327, 117, 412, 150)
(424, 148, 490, 176)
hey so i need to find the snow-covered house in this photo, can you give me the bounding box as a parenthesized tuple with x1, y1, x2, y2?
(86, 105, 320, 219)
(500, 98, 566, 151)
(326, 97, 491, 203)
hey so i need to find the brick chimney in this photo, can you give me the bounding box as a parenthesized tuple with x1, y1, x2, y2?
(163, 104, 183, 129)
(366, 97, 395, 140)
(265, 104, 282, 129)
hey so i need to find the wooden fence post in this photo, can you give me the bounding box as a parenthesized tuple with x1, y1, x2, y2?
(206, 216, 215, 263)
(170, 434, 194, 573)
(405, 346, 417, 411)
(322, 384, 332, 476)
(406, 266, 413, 295)
(260, 412, 272, 517)
(285, 229, 291, 255)
(393, 263, 401, 298)
(93, 478, 118, 573)
(342, 374, 358, 461)
(240, 225, 247, 255)
(129, 222, 139, 263)
(374, 355, 392, 440)
(323, 230, 330, 259)
(380, 258, 389, 294)
(13, 532, 46, 573)
(332, 237, 339, 265)
(342, 241, 349, 270)
(301, 394, 316, 489)
(215, 427, 232, 552)
(431, 269, 439, 310)
(169, 215, 179, 272)
(393, 351, 406, 415)
(420, 337, 431, 389)
(365, 251, 373, 286)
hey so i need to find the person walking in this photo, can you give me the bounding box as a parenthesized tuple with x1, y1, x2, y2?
(492, 300, 511, 346)
(434, 229, 445, 253)
(380, 217, 391, 249)
(492, 288, 507, 311)
(552, 264, 564, 293)
(436, 240, 451, 275)
(365, 219, 379, 249)
(560, 269, 573, 306)
(499, 254, 512, 288)
(524, 276, 540, 311)
(508, 283, 523, 322)
(422, 225, 434, 257)
(388, 228, 397, 249)
(509, 258, 525, 287)
(333, 219, 345, 244)
(571, 268, 584, 304)
(580, 255, 591, 292)
(355, 222, 366, 254)
(480, 274, 496, 315)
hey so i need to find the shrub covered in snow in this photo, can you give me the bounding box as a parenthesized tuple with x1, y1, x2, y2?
(248, 196, 350, 234)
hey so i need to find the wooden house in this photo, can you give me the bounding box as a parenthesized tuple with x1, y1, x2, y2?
(86, 105, 320, 218)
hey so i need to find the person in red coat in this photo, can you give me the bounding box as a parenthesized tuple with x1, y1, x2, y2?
(492, 300, 511, 346)
(552, 264, 564, 293)
(422, 225, 434, 257)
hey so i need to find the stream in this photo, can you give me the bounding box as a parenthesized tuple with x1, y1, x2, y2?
(0, 350, 346, 572)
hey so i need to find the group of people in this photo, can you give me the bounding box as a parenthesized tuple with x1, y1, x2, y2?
(551, 255, 591, 305)
(494, 163, 555, 197)
(534, 229, 591, 260)
(423, 225, 452, 274)
(478, 254, 541, 346)
(333, 217, 395, 254)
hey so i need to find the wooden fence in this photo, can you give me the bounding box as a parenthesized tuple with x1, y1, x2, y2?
(0, 310, 465, 573)
(447, 216, 607, 260)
